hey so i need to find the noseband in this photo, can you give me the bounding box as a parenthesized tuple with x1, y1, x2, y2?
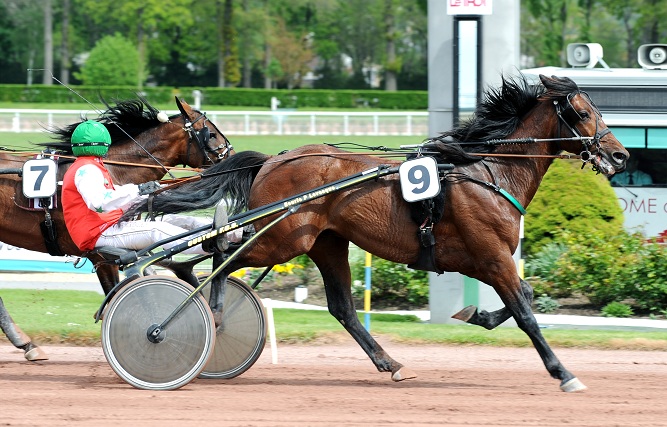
(181, 112, 233, 165)
(554, 91, 611, 171)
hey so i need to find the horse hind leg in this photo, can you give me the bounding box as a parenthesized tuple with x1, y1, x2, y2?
(308, 233, 415, 382)
(452, 278, 533, 330)
(207, 253, 228, 327)
(0, 297, 48, 361)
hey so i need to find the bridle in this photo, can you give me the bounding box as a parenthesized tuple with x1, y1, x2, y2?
(180, 110, 233, 165)
(554, 91, 611, 171)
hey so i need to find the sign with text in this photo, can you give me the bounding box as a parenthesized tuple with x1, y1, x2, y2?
(447, 0, 493, 15)
(613, 187, 667, 237)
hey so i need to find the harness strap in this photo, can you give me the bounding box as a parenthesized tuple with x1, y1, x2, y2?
(40, 204, 65, 256)
(407, 190, 444, 274)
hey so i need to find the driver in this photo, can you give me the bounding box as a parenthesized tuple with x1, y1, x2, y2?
(61, 120, 215, 254)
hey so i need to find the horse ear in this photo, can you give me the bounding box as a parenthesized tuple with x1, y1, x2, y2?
(174, 96, 189, 118)
(538, 74, 550, 86)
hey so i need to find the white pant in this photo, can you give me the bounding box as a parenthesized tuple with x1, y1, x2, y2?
(96, 214, 212, 254)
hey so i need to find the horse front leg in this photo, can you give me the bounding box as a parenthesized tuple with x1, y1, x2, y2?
(308, 233, 416, 382)
(452, 278, 533, 329)
(491, 273, 586, 392)
(0, 297, 48, 361)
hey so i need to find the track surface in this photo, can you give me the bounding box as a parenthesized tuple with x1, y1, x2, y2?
(1, 338, 666, 426)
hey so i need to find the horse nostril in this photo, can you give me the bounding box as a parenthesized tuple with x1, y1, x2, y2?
(612, 152, 628, 164)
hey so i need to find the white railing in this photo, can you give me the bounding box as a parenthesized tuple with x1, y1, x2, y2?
(0, 109, 429, 137)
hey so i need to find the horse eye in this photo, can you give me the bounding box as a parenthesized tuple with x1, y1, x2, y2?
(210, 132, 217, 139)
(579, 111, 590, 120)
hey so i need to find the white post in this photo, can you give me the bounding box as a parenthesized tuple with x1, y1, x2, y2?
(192, 90, 202, 110)
(270, 96, 281, 111)
(263, 298, 278, 364)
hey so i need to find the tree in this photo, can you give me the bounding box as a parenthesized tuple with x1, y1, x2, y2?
(236, 0, 269, 87)
(269, 19, 313, 89)
(42, 0, 53, 85)
(221, 0, 241, 86)
(522, 0, 571, 67)
(59, 0, 71, 85)
(383, 0, 399, 91)
(77, 0, 194, 87)
(3, 0, 43, 85)
(74, 33, 143, 86)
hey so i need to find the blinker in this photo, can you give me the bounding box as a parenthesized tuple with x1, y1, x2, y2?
(560, 96, 582, 126)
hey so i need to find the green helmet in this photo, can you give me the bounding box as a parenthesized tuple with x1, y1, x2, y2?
(71, 120, 111, 157)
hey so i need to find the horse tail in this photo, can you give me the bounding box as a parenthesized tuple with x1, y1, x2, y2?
(121, 150, 270, 221)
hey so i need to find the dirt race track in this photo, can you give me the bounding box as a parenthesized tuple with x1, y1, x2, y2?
(1, 337, 666, 427)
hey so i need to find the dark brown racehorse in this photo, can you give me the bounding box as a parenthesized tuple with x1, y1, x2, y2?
(0, 96, 232, 360)
(124, 74, 628, 392)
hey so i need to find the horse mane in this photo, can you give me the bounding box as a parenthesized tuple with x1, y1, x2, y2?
(120, 150, 271, 222)
(40, 95, 171, 154)
(430, 73, 551, 160)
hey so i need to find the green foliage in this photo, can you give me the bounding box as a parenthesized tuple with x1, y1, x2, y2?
(74, 34, 144, 87)
(525, 242, 570, 297)
(525, 241, 567, 278)
(619, 240, 667, 312)
(535, 294, 560, 313)
(533, 229, 667, 313)
(550, 230, 640, 306)
(525, 159, 625, 256)
(601, 302, 634, 318)
(350, 254, 429, 307)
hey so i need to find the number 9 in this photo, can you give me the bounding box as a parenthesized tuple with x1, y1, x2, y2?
(408, 165, 429, 194)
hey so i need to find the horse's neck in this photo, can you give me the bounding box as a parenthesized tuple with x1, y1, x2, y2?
(105, 135, 174, 184)
(486, 107, 561, 208)
(106, 162, 165, 185)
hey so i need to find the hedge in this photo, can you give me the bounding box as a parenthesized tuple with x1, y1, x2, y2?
(523, 159, 625, 256)
(0, 84, 428, 110)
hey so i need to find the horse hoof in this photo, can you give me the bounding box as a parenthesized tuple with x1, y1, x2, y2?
(24, 347, 48, 361)
(560, 377, 587, 392)
(213, 311, 224, 328)
(391, 367, 417, 382)
(451, 305, 477, 322)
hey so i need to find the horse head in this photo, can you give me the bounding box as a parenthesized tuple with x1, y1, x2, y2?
(173, 96, 234, 167)
(539, 74, 628, 176)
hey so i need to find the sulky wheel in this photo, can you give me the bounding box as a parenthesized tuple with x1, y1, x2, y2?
(198, 275, 267, 379)
(101, 276, 216, 390)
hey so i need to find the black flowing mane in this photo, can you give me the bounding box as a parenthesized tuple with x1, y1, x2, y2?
(427, 73, 580, 160)
(42, 96, 178, 154)
(442, 74, 544, 145)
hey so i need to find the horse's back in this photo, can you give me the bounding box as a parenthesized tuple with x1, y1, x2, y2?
(251, 144, 393, 203)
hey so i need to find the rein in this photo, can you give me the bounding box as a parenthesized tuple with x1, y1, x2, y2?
(0, 150, 204, 173)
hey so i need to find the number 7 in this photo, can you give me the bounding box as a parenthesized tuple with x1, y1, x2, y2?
(30, 165, 49, 191)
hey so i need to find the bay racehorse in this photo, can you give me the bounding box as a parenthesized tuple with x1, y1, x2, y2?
(0, 96, 232, 360)
(124, 74, 628, 392)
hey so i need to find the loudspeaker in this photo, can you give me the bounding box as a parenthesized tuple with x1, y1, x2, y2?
(638, 44, 667, 69)
(567, 43, 605, 68)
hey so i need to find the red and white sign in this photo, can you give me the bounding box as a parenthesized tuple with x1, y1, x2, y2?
(447, 0, 493, 15)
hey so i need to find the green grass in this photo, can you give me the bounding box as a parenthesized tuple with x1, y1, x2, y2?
(2, 288, 667, 351)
